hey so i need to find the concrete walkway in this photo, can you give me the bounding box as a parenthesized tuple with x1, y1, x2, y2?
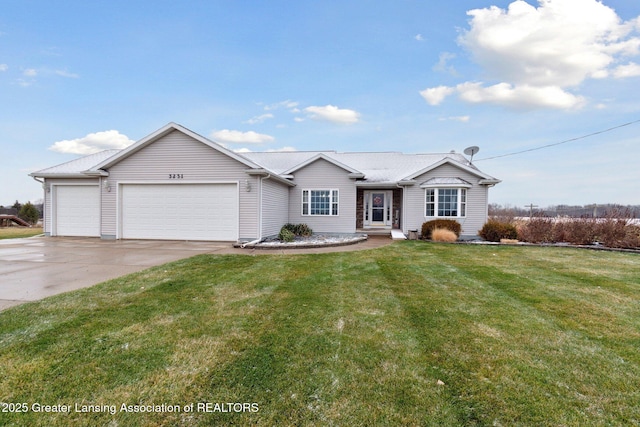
(0, 235, 393, 311)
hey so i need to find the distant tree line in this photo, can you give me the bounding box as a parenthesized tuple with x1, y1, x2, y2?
(0, 200, 43, 225)
(489, 203, 640, 218)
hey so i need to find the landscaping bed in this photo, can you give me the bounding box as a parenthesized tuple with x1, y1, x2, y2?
(238, 233, 368, 249)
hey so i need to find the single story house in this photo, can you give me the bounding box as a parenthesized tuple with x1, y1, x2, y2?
(30, 122, 500, 241)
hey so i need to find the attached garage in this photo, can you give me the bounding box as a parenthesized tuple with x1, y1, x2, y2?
(54, 185, 101, 237)
(120, 183, 238, 241)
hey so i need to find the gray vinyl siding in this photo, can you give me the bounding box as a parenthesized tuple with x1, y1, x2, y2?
(288, 158, 356, 233)
(261, 178, 290, 238)
(102, 130, 260, 240)
(42, 178, 100, 235)
(403, 164, 489, 237)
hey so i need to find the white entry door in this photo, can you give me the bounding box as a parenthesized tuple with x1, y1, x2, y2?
(364, 191, 392, 227)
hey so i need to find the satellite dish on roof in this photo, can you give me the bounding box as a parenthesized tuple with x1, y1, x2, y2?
(464, 146, 480, 163)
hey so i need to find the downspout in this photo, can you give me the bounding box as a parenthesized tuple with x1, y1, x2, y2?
(396, 183, 405, 235)
(32, 176, 46, 233)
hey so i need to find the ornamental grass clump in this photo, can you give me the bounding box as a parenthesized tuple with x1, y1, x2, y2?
(421, 219, 461, 240)
(431, 228, 458, 242)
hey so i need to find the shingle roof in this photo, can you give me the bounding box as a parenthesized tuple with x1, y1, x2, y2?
(242, 151, 481, 183)
(30, 150, 121, 177)
(30, 123, 498, 185)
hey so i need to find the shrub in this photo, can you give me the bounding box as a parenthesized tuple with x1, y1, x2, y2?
(278, 227, 295, 242)
(431, 228, 458, 242)
(517, 216, 555, 243)
(622, 225, 640, 249)
(563, 217, 597, 245)
(596, 209, 635, 248)
(279, 223, 313, 242)
(479, 219, 518, 242)
(421, 219, 461, 239)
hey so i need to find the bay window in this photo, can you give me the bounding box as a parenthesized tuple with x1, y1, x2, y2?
(425, 188, 467, 217)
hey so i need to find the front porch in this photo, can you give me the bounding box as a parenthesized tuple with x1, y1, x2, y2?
(356, 187, 403, 232)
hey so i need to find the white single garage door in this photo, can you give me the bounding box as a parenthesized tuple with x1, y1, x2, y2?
(121, 183, 238, 241)
(55, 185, 101, 237)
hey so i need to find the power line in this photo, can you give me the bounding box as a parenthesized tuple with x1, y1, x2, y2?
(474, 118, 640, 162)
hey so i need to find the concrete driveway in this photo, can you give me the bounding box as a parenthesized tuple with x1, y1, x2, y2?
(0, 236, 237, 311)
(0, 235, 393, 311)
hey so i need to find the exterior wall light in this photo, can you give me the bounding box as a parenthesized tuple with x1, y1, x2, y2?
(103, 179, 111, 192)
(245, 179, 251, 192)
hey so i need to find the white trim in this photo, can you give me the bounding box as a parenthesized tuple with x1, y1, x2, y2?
(363, 190, 393, 228)
(301, 188, 340, 216)
(424, 187, 467, 219)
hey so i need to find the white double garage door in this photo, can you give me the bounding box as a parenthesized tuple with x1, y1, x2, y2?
(54, 183, 238, 241)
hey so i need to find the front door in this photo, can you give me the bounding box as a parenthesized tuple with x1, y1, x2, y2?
(364, 191, 392, 227)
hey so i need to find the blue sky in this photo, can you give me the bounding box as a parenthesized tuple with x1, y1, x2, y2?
(2, 0, 639, 208)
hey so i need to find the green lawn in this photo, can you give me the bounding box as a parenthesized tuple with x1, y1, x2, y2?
(0, 227, 43, 240)
(1, 242, 639, 426)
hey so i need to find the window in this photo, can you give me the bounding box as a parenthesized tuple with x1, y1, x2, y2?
(425, 188, 467, 217)
(302, 189, 339, 216)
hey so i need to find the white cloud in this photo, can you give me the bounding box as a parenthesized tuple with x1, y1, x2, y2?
(232, 146, 297, 153)
(0, 64, 7, 72)
(244, 113, 274, 124)
(419, 86, 455, 106)
(267, 146, 297, 152)
(264, 100, 299, 111)
(422, 0, 640, 110)
(613, 62, 640, 78)
(210, 129, 275, 144)
(432, 52, 457, 75)
(23, 68, 37, 77)
(415, 34, 424, 41)
(55, 69, 79, 78)
(304, 105, 360, 124)
(49, 130, 134, 155)
(439, 116, 470, 123)
(456, 82, 585, 110)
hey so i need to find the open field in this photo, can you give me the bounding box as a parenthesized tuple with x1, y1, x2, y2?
(1, 242, 639, 426)
(0, 227, 43, 240)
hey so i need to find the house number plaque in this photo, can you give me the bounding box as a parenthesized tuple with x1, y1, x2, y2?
(168, 174, 184, 179)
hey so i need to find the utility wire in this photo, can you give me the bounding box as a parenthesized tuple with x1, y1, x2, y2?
(474, 118, 640, 162)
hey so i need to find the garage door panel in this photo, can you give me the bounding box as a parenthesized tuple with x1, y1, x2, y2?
(121, 184, 238, 241)
(55, 186, 100, 237)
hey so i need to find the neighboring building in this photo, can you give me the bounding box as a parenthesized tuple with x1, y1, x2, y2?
(30, 122, 500, 241)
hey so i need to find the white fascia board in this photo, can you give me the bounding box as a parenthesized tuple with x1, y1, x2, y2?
(29, 172, 93, 179)
(245, 169, 296, 186)
(478, 178, 502, 186)
(82, 170, 109, 177)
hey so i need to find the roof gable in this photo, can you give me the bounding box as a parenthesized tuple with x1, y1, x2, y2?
(89, 122, 263, 172)
(403, 157, 497, 182)
(283, 153, 364, 177)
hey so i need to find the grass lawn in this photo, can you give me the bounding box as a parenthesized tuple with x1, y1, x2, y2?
(0, 227, 43, 240)
(1, 242, 639, 426)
